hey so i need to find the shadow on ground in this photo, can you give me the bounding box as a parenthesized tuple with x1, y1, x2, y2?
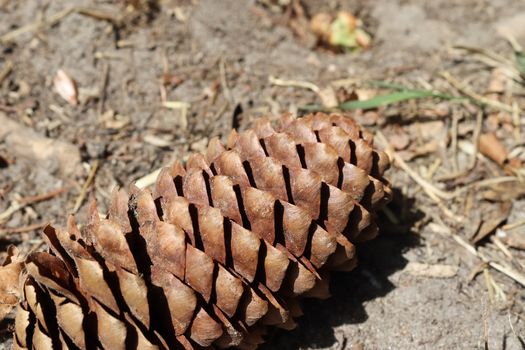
(262, 188, 422, 349)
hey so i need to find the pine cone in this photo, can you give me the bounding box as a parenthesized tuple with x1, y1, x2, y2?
(13, 112, 391, 349)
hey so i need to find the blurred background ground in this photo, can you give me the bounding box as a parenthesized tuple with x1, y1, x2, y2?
(1, 0, 525, 349)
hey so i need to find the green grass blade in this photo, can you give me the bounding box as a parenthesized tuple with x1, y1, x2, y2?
(515, 50, 525, 78)
(300, 85, 465, 112)
(338, 90, 457, 110)
(299, 104, 327, 112)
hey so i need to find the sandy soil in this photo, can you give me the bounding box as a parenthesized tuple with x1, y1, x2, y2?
(1, 0, 525, 349)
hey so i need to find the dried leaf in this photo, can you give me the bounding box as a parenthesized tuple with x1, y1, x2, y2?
(0, 246, 24, 321)
(310, 11, 370, 50)
(330, 12, 358, 48)
(355, 28, 372, 48)
(479, 132, 508, 166)
(53, 69, 78, 106)
(310, 13, 332, 43)
(387, 127, 410, 150)
(471, 201, 512, 244)
(399, 140, 438, 161)
(318, 86, 338, 108)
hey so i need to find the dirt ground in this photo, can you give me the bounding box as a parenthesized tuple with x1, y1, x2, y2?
(1, 0, 525, 349)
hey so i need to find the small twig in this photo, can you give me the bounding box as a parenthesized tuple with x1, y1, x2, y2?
(453, 234, 525, 287)
(159, 83, 167, 104)
(0, 187, 69, 224)
(159, 48, 169, 104)
(456, 176, 519, 195)
(329, 77, 362, 88)
(425, 186, 463, 222)
(500, 31, 523, 52)
(0, 184, 14, 199)
(0, 60, 13, 85)
(440, 110, 483, 181)
(483, 268, 495, 303)
(0, 203, 22, 224)
(512, 101, 521, 141)
(0, 6, 76, 43)
(508, 312, 525, 345)
(376, 131, 463, 221)
(453, 45, 518, 73)
(163, 101, 189, 130)
(163, 101, 190, 110)
(451, 111, 460, 173)
(425, 158, 442, 180)
(473, 55, 520, 79)
(440, 71, 515, 113)
(18, 186, 69, 205)
(467, 261, 487, 282)
(219, 58, 234, 104)
(98, 63, 110, 115)
(376, 131, 457, 200)
(76, 7, 122, 26)
(73, 160, 99, 213)
(469, 110, 483, 170)
(0, 222, 48, 236)
(488, 269, 506, 301)
(502, 219, 525, 231)
(377, 131, 521, 223)
(94, 52, 125, 60)
(49, 104, 70, 122)
(490, 261, 525, 288)
(269, 75, 320, 94)
(491, 236, 516, 263)
(211, 101, 229, 122)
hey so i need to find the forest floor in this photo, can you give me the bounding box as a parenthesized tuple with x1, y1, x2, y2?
(1, 0, 525, 349)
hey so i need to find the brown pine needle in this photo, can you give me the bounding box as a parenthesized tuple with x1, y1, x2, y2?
(18, 186, 69, 205)
(376, 131, 457, 201)
(219, 58, 234, 104)
(502, 219, 525, 231)
(440, 71, 516, 113)
(0, 187, 70, 224)
(0, 6, 76, 43)
(0, 60, 13, 85)
(0, 203, 22, 224)
(73, 160, 100, 213)
(269, 75, 321, 94)
(453, 234, 525, 287)
(377, 131, 521, 202)
(0, 6, 123, 44)
(0, 222, 48, 236)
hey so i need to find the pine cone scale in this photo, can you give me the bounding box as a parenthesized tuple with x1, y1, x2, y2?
(220, 123, 383, 240)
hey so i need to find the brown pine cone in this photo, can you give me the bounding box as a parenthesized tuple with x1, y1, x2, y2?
(13, 112, 391, 349)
